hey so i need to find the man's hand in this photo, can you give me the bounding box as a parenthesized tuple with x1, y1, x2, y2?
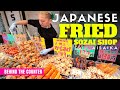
(40, 48, 51, 55)
(9, 22, 17, 33)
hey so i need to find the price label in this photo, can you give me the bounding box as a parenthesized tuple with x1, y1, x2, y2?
(97, 45, 119, 62)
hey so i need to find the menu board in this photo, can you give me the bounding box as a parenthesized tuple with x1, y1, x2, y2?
(97, 45, 119, 62)
(53, 38, 72, 57)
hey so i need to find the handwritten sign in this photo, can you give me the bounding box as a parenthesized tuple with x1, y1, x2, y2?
(53, 38, 72, 57)
(2, 34, 8, 44)
(39, 37, 46, 49)
(73, 45, 96, 58)
(97, 45, 119, 62)
(14, 34, 27, 44)
(7, 34, 15, 44)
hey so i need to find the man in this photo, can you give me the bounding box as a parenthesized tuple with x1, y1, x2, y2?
(9, 11, 58, 55)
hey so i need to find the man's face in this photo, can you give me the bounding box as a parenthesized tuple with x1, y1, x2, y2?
(38, 14, 51, 28)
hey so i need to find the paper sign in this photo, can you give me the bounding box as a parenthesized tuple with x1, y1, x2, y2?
(53, 38, 72, 57)
(73, 38, 96, 58)
(97, 45, 119, 62)
(7, 34, 15, 44)
(2, 34, 8, 44)
(40, 37, 46, 49)
(73, 45, 96, 58)
(79, 48, 91, 58)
